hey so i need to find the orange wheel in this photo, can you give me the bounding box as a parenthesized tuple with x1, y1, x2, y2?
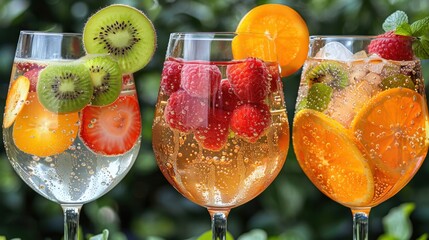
(13, 93, 79, 157)
(235, 4, 309, 77)
(3, 76, 30, 128)
(293, 109, 374, 206)
(351, 88, 429, 197)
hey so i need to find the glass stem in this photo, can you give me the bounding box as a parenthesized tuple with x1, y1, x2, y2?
(352, 208, 370, 240)
(208, 209, 230, 240)
(62, 204, 82, 240)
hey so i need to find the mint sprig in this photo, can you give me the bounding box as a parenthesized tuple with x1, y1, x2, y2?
(382, 10, 429, 59)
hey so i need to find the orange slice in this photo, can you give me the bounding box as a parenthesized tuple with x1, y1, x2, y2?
(293, 109, 374, 206)
(3, 76, 30, 128)
(235, 4, 309, 77)
(351, 88, 429, 182)
(13, 93, 79, 157)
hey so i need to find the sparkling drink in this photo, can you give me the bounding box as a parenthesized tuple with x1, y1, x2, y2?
(153, 58, 289, 208)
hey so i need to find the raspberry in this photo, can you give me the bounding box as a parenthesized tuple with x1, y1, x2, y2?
(230, 103, 271, 142)
(368, 31, 414, 61)
(160, 59, 183, 95)
(164, 90, 209, 132)
(181, 63, 222, 98)
(227, 57, 270, 103)
(214, 79, 241, 112)
(194, 108, 231, 151)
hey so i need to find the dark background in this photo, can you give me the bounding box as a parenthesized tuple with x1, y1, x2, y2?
(0, 0, 429, 239)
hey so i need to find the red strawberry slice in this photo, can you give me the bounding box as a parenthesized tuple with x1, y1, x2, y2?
(164, 90, 209, 132)
(181, 63, 221, 98)
(227, 57, 270, 103)
(230, 103, 271, 142)
(194, 108, 231, 151)
(80, 95, 141, 155)
(23, 66, 45, 92)
(214, 79, 241, 112)
(160, 59, 183, 95)
(368, 31, 414, 61)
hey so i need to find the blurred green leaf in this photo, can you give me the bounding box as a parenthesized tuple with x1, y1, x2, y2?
(195, 230, 234, 240)
(378, 203, 415, 240)
(88, 229, 109, 240)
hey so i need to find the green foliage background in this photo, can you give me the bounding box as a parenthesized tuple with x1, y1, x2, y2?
(0, 0, 429, 239)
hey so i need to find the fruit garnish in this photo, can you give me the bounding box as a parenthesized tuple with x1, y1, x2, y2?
(293, 109, 374, 206)
(230, 103, 271, 142)
(83, 55, 122, 106)
(351, 88, 429, 176)
(305, 83, 333, 112)
(368, 10, 429, 60)
(234, 4, 309, 77)
(16, 62, 42, 73)
(379, 73, 415, 90)
(214, 79, 241, 112)
(80, 95, 142, 155)
(305, 60, 349, 89)
(3, 76, 30, 128)
(194, 108, 231, 151)
(23, 66, 45, 92)
(160, 59, 183, 96)
(181, 63, 222, 98)
(82, 4, 157, 73)
(13, 93, 79, 157)
(164, 90, 209, 133)
(37, 62, 93, 113)
(227, 57, 270, 103)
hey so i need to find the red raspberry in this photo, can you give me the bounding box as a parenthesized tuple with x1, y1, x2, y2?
(160, 60, 183, 95)
(194, 108, 231, 151)
(227, 57, 270, 103)
(267, 63, 282, 92)
(214, 79, 241, 112)
(230, 103, 271, 142)
(164, 90, 209, 132)
(368, 31, 414, 61)
(181, 63, 221, 98)
(16, 62, 42, 73)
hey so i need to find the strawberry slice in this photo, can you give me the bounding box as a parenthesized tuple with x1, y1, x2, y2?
(80, 95, 141, 155)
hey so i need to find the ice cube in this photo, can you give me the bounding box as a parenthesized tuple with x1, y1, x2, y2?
(316, 41, 353, 61)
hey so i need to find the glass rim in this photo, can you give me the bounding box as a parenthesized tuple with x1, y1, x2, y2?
(19, 30, 82, 37)
(310, 35, 417, 40)
(169, 31, 275, 39)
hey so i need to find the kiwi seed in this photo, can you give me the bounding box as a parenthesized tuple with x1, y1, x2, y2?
(83, 55, 122, 106)
(306, 61, 349, 89)
(82, 4, 157, 74)
(306, 83, 333, 112)
(37, 62, 93, 113)
(380, 74, 415, 91)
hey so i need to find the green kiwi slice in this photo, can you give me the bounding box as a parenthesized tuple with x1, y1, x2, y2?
(82, 4, 157, 74)
(306, 83, 333, 111)
(306, 61, 349, 89)
(83, 55, 122, 106)
(380, 74, 415, 90)
(37, 62, 93, 113)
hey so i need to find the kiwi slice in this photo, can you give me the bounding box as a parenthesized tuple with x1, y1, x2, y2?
(306, 83, 333, 112)
(83, 55, 122, 106)
(306, 61, 349, 89)
(37, 62, 93, 113)
(380, 74, 415, 91)
(83, 4, 157, 73)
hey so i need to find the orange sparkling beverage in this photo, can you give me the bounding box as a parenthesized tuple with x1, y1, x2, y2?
(293, 55, 429, 208)
(153, 58, 289, 208)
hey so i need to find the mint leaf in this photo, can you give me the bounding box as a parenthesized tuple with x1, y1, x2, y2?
(395, 22, 412, 36)
(411, 17, 429, 36)
(383, 10, 408, 32)
(413, 39, 429, 59)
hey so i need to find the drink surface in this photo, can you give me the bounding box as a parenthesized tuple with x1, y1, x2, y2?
(153, 58, 289, 208)
(293, 55, 429, 208)
(3, 59, 142, 204)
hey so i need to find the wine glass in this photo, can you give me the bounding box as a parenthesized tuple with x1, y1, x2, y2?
(293, 36, 429, 239)
(152, 32, 289, 239)
(2, 31, 141, 239)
